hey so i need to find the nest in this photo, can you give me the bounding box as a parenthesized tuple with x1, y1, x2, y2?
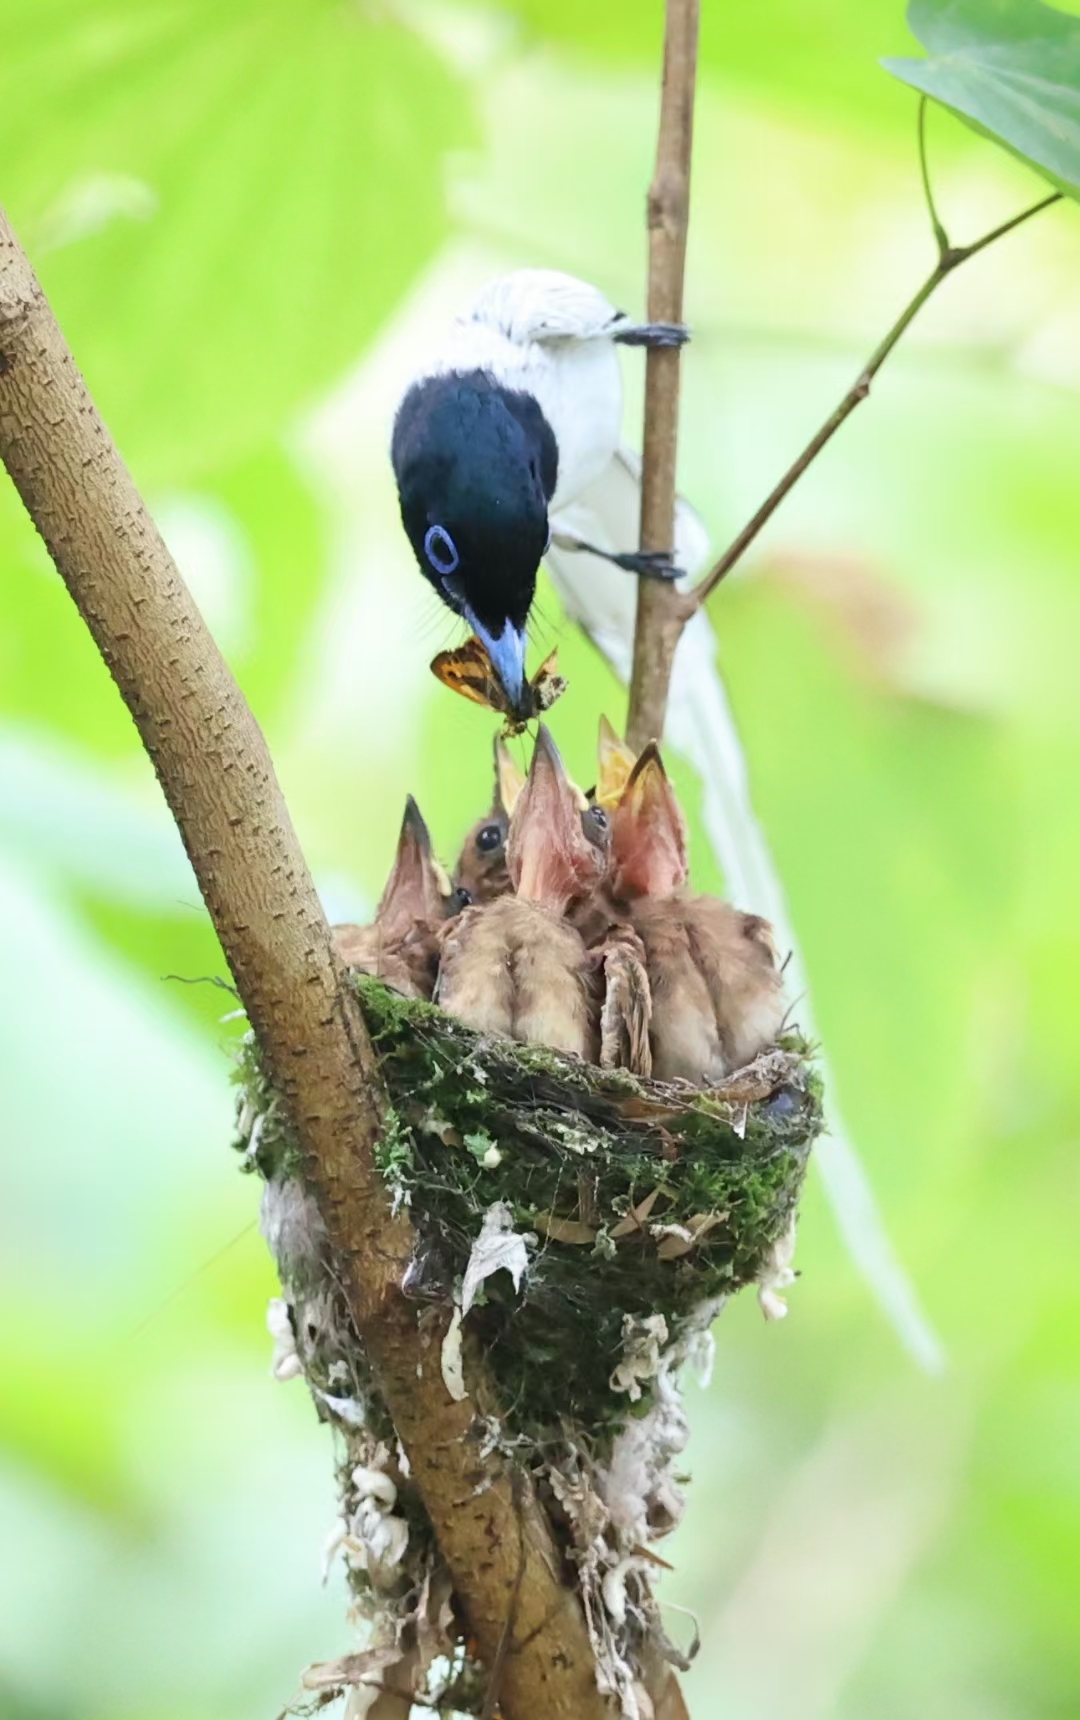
(236, 976, 823, 1716)
(360, 978, 818, 1433)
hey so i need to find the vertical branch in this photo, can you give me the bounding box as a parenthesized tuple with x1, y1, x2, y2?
(627, 19, 699, 1720)
(626, 0, 700, 753)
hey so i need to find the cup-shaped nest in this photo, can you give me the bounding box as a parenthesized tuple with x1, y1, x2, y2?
(343, 976, 823, 1444)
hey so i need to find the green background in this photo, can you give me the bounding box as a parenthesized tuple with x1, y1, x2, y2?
(2, 1, 1079, 1715)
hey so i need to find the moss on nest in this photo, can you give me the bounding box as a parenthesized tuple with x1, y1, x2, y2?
(237, 975, 822, 1447)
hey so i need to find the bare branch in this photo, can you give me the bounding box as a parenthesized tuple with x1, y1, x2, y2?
(625, 0, 700, 753)
(0, 206, 610, 1720)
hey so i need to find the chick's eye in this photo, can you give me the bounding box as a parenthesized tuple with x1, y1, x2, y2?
(424, 524, 460, 577)
(476, 823, 503, 854)
(582, 806, 610, 849)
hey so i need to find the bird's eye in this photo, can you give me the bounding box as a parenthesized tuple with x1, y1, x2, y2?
(476, 823, 504, 854)
(582, 805, 610, 849)
(424, 524, 460, 577)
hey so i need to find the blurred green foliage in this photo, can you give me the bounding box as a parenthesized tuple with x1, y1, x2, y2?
(2, 1, 1079, 1717)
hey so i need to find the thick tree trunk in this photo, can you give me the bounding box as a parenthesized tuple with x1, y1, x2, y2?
(0, 206, 612, 1720)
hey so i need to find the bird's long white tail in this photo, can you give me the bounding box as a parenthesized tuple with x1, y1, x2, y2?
(545, 450, 945, 1373)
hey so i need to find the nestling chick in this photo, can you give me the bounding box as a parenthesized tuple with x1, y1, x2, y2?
(452, 735, 525, 907)
(612, 745, 786, 1083)
(594, 713, 639, 812)
(437, 726, 605, 1058)
(333, 797, 450, 999)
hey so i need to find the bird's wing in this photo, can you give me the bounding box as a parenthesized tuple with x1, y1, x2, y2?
(545, 447, 706, 675)
(462, 269, 621, 347)
(544, 450, 945, 1371)
(633, 899, 727, 1085)
(682, 898, 786, 1074)
(599, 925, 653, 1078)
(436, 902, 518, 1037)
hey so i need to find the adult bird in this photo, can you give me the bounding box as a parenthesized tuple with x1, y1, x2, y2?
(390, 268, 687, 717)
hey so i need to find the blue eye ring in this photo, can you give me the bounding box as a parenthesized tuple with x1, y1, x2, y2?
(424, 524, 460, 577)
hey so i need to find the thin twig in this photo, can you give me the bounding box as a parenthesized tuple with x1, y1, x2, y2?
(956, 189, 1062, 261)
(918, 97, 950, 257)
(625, 0, 700, 752)
(686, 186, 1062, 613)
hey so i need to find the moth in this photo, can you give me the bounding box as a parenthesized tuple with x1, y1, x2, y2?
(430, 637, 567, 735)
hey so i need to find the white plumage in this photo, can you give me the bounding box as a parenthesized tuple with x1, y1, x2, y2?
(430, 269, 628, 513)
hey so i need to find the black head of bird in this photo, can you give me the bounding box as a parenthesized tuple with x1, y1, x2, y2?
(392, 369, 557, 718)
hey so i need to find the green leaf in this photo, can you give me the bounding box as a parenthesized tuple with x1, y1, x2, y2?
(884, 0, 1080, 199)
(0, 0, 471, 485)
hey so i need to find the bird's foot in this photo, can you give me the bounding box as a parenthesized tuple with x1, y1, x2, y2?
(613, 320, 691, 349)
(606, 547, 682, 580)
(552, 533, 682, 580)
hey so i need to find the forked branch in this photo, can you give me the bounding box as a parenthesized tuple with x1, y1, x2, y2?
(685, 180, 1061, 612)
(623, 92, 1064, 744)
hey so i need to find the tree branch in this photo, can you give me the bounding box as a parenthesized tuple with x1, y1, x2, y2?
(622, 81, 1063, 753)
(0, 207, 611, 1720)
(625, 0, 700, 754)
(621, 5, 699, 1712)
(685, 193, 1062, 614)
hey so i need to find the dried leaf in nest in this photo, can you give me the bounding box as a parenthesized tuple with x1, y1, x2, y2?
(302, 1643, 402, 1692)
(430, 636, 567, 734)
(609, 1187, 663, 1238)
(654, 1212, 728, 1261)
(535, 1211, 599, 1245)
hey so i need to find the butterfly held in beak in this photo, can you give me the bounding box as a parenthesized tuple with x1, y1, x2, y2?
(430, 636, 567, 735)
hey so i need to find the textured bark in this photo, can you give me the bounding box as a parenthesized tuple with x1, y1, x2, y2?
(626, 0, 699, 754)
(0, 207, 611, 1720)
(623, 13, 698, 1711)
